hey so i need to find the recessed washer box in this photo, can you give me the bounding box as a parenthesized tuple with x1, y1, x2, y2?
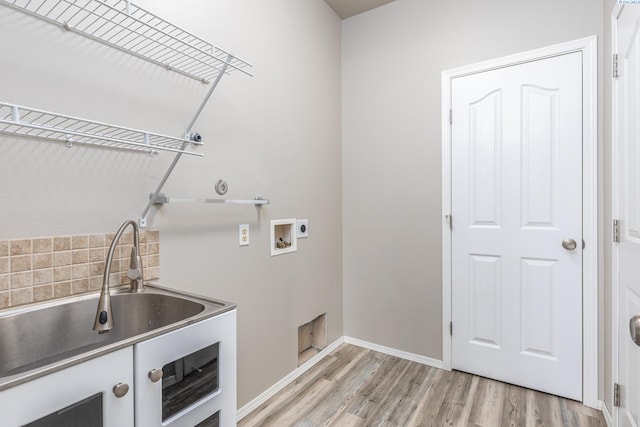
(270, 219, 297, 256)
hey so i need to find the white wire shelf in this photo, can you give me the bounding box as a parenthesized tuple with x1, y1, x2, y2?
(153, 194, 269, 206)
(0, 0, 253, 83)
(0, 102, 204, 156)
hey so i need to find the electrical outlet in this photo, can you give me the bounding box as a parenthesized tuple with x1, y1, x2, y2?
(239, 224, 249, 246)
(297, 219, 309, 238)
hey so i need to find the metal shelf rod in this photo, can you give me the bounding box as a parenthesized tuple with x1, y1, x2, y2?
(153, 195, 269, 206)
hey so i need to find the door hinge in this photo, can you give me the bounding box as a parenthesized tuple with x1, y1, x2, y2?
(449, 321, 453, 336)
(445, 214, 452, 230)
(614, 382, 621, 407)
(614, 54, 619, 78)
(613, 219, 621, 243)
(449, 109, 452, 125)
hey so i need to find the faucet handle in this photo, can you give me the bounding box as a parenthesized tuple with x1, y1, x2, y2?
(126, 247, 142, 280)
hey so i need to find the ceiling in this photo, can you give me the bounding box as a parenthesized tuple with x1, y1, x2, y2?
(324, 0, 396, 19)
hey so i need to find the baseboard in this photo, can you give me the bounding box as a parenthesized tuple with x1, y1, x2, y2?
(599, 400, 613, 427)
(343, 336, 444, 369)
(236, 336, 345, 421)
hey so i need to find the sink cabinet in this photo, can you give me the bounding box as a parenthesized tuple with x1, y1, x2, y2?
(0, 308, 237, 427)
(0, 347, 134, 427)
(135, 309, 237, 427)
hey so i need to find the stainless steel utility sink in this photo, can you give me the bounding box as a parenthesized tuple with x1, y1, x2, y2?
(0, 284, 234, 391)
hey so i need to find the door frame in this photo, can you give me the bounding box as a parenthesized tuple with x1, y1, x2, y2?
(612, 4, 624, 426)
(441, 36, 598, 408)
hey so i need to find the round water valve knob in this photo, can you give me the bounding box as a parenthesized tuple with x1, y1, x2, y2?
(214, 179, 228, 195)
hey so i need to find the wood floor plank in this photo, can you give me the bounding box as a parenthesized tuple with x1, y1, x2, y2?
(320, 344, 370, 382)
(467, 376, 505, 426)
(433, 370, 476, 426)
(262, 377, 334, 426)
(500, 383, 528, 427)
(294, 350, 388, 426)
(372, 363, 436, 426)
(343, 355, 410, 420)
(239, 344, 607, 427)
(238, 354, 339, 426)
(405, 367, 454, 426)
(328, 412, 365, 427)
(528, 388, 563, 427)
(352, 359, 428, 425)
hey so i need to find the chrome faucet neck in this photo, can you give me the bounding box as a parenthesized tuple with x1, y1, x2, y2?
(93, 219, 145, 333)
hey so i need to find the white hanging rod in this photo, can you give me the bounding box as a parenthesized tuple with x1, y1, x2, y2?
(0, 102, 203, 156)
(153, 194, 269, 206)
(0, 0, 253, 83)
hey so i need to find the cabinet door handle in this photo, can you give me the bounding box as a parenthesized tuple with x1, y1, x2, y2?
(112, 382, 129, 398)
(148, 368, 163, 383)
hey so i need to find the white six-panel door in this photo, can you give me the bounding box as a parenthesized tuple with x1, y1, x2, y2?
(450, 52, 583, 400)
(615, 5, 640, 426)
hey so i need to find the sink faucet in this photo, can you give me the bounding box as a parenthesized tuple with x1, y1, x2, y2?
(93, 219, 145, 334)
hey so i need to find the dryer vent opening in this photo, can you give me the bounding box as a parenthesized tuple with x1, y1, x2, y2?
(298, 313, 327, 366)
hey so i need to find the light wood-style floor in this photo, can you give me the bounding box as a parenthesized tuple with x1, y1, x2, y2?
(239, 344, 606, 427)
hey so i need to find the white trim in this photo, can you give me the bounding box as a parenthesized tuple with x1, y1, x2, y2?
(582, 35, 600, 411)
(611, 5, 624, 426)
(600, 400, 614, 427)
(441, 69, 453, 371)
(441, 36, 599, 408)
(344, 336, 444, 369)
(236, 337, 344, 422)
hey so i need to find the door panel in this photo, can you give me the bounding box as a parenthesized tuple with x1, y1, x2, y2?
(469, 89, 502, 227)
(520, 258, 557, 358)
(469, 254, 501, 348)
(451, 52, 582, 400)
(616, 5, 640, 426)
(521, 85, 558, 228)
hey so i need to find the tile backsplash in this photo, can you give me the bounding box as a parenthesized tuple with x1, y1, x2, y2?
(0, 230, 160, 309)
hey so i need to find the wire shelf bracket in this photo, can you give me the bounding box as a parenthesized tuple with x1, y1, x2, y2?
(0, 0, 253, 83)
(139, 54, 264, 228)
(0, 0, 259, 227)
(0, 102, 204, 156)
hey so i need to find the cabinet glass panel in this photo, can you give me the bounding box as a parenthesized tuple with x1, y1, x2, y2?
(195, 411, 220, 427)
(24, 392, 102, 427)
(162, 342, 219, 421)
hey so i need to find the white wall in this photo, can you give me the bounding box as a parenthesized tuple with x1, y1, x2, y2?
(0, 0, 342, 407)
(342, 0, 603, 363)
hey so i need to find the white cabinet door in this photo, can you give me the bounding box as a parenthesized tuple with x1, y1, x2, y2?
(0, 347, 133, 427)
(134, 310, 237, 427)
(451, 52, 583, 400)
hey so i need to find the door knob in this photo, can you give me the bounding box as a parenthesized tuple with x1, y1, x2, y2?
(630, 315, 640, 346)
(561, 238, 577, 250)
(148, 368, 163, 383)
(112, 382, 129, 398)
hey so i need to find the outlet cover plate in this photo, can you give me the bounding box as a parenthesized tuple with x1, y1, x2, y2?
(297, 219, 309, 238)
(239, 224, 249, 246)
